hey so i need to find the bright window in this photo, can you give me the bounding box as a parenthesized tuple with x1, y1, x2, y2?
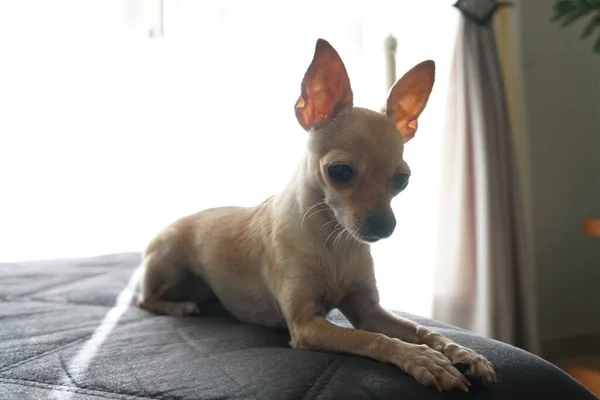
(0, 0, 458, 317)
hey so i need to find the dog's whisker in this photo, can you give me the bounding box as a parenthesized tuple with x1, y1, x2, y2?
(301, 202, 326, 228)
(307, 207, 329, 220)
(331, 227, 345, 246)
(345, 226, 361, 243)
(302, 202, 325, 215)
(333, 228, 346, 247)
(344, 229, 352, 241)
(324, 225, 344, 246)
(322, 220, 337, 228)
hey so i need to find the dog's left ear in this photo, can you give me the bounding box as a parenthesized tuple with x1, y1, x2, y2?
(295, 39, 353, 131)
(386, 60, 435, 143)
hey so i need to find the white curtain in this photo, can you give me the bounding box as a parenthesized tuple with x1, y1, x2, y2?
(0, 0, 457, 318)
(433, 1, 540, 352)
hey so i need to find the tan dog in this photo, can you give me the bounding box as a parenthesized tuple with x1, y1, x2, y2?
(138, 39, 496, 392)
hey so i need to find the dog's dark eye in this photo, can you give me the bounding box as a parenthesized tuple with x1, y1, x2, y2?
(393, 173, 410, 191)
(327, 164, 354, 182)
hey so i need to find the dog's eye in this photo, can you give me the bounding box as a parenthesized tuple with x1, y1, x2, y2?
(393, 173, 410, 191)
(327, 164, 354, 183)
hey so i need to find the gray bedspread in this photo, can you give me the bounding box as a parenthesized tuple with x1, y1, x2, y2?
(0, 253, 597, 399)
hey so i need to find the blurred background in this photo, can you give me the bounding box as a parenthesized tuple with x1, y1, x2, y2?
(0, 0, 458, 318)
(0, 0, 598, 392)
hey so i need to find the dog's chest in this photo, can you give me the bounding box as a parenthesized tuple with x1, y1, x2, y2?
(318, 254, 357, 310)
(215, 278, 286, 329)
(214, 244, 365, 329)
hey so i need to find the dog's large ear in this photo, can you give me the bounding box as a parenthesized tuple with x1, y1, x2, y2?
(385, 60, 435, 143)
(295, 39, 353, 131)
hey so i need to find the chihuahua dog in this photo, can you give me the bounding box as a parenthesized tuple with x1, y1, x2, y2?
(138, 39, 496, 392)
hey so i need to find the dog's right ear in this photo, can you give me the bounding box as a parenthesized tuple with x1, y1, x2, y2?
(295, 39, 353, 131)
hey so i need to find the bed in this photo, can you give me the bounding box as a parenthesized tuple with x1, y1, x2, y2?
(0, 253, 597, 400)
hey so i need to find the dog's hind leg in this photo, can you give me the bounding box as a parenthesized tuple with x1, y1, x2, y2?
(136, 251, 199, 316)
(137, 235, 213, 317)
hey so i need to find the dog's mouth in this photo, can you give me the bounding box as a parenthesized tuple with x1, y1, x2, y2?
(345, 226, 384, 244)
(327, 207, 392, 244)
(355, 213, 396, 243)
(359, 235, 382, 243)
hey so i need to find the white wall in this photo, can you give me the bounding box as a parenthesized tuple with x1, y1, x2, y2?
(519, 0, 600, 341)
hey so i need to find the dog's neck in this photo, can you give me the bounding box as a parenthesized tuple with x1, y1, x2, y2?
(274, 155, 364, 252)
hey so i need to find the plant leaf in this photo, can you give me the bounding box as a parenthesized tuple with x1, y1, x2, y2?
(594, 32, 600, 54)
(552, 1, 577, 22)
(552, 0, 600, 25)
(551, 0, 600, 55)
(580, 13, 600, 38)
(560, 7, 597, 27)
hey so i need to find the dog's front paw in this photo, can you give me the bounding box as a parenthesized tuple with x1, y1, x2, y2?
(442, 343, 496, 384)
(401, 344, 471, 392)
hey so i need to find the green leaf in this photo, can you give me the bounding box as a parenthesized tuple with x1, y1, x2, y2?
(561, 9, 594, 27)
(552, 1, 576, 21)
(553, 0, 579, 13)
(580, 13, 600, 38)
(559, 1, 598, 26)
(551, 0, 600, 56)
(594, 32, 600, 54)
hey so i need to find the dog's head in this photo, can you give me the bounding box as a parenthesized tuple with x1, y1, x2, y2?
(295, 39, 435, 243)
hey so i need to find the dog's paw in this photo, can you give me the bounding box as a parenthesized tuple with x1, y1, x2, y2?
(401, 344, 471, 392)
(165, 301, 200, 317)
(443, 343, 497, 384)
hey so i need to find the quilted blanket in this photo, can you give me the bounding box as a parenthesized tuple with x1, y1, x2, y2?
(0, 253, 597, 399)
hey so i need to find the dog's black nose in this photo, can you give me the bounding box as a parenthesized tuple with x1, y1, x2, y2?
(366, 213, 396, 238)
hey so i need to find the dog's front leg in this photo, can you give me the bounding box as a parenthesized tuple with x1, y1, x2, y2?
(339, 291, 497, 384)
(282, 303, 470, 392)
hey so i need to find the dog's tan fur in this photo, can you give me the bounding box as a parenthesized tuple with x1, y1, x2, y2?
(138, 39, 496, 392)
